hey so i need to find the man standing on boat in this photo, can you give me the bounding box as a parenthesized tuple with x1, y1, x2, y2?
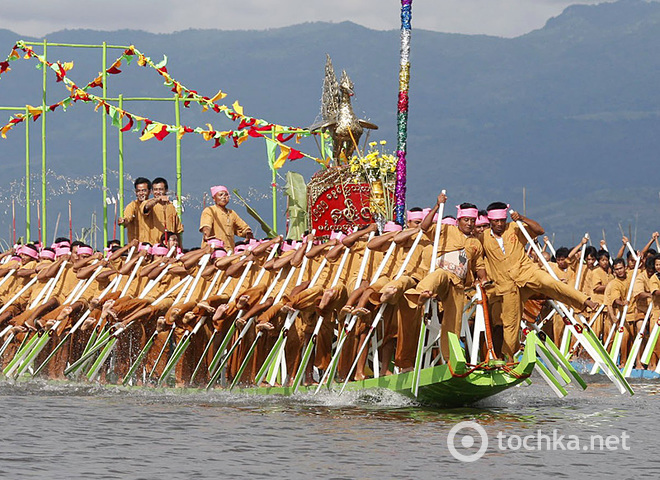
(118, 177, 152, 243)
(141, 177, 184, 246)
(199, 185, 253, 251)
(478, 203, 598, 361)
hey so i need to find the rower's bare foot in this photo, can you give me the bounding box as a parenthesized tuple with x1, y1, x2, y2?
(197, 301, 215, 314)
(585, 299, 598, 311)
(354, 373, 366, 381)
(81, 317, 96, 331)
(319, 288, 336, 311)
(635, 363, 644, 370)
(236, 295, 249, 310)
(170, 308, 182, 322)
(400, 367, 414, 373)
(89, 297, 101, 309)
(101, 300, 116, 320)
(212, 304, 229, 321)
(56, 306, 73, 321)
(380, 285, 398, 304)
(280, 304, 295, 314)
(382, 370, 394, 376)
(417, 290, 434, 305)
(353, 307, 370, 317)
(183, 312, 196, 325)
(156, 316, 167, 332)
(44, 319, 56, 330)
(236, 317, 247, 328)
(340, 305, 354, 315)
(256, 322, 274, 332)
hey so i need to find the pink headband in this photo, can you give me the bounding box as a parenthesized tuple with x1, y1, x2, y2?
(476, 215, 490, 226)
(281, 241, 299, 253)
(77, 246, 94, 256)
(487, 206, 509, 220)
(39, 250, 56, 261)
(406, 211, 425, 222)
(330, 231, 346, 241)
(234, 245, 247, 253)
(456, 206, 478, 219)
(212, 249, 227, 259)
(248, 238, 260, 246)
(51, 241, 70, 249)
(19, 245, 39, 259)
(441, 217, 457, 226)
(150, 246, 169, 256)
(207, 238, 224, 249)
(55, 246, 71, 258)
(383, 221, 403, 233)
(210, 185, 229, 197)
(138, 243, 151, 252)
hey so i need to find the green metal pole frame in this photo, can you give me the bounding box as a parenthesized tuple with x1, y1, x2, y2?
(25, 106, 31, 242)
(41, 39, 47, 245)
(102, 41, 108, 247)
(174, 94, 182, 217)
(118, 94, 125, 245)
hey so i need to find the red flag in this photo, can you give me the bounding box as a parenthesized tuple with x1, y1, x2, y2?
(287, 148, 304, 161)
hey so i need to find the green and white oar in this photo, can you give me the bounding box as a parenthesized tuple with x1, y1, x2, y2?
(560, 235, 588, 356)
(340, 230, 424, 395)
(515, 214, 632, 395)
(315, 237, 397, 393)
(622, 302, 653, 377)
(641, 316, 660, 366)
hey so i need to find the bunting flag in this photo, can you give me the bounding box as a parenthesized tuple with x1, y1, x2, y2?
(0, 40, 328, 168)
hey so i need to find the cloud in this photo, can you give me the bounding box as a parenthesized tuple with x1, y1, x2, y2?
(0, 0, 618, 38)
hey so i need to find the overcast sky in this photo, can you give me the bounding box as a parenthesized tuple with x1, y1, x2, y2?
(0, 0, 618, 38)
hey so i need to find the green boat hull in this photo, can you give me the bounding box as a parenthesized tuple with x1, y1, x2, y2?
(11, 332, 538, 407)
(232, 332, 537, 407)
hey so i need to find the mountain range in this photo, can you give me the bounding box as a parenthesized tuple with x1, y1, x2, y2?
(0, 0, 659, 251)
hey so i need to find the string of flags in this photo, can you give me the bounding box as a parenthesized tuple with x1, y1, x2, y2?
(0, 40, 329, 169)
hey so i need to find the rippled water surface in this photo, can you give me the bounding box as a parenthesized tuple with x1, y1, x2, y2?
(0, 375, 657, 479)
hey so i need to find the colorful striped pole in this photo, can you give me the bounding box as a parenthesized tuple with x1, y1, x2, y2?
(395, 0, 412, 225)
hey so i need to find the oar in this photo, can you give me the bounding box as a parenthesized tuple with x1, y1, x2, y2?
(0, 268, 16, 291)
(412, 194, 445, 396)
(622, 302, 653, 377)
(250, 240, 322, 387)
(155, 255, 214, 384)
(0, 276, 39, 316)
(223, 269, 285, 389)
(204, 255, 256, 380)
(515, 214, 632, 395)
(340, 230, 424, 394)
(265, 256, 329, 386)
(34, 275, 122, 376)
(315, 237, 397, 393)
(641, 315, 660, 366)
(560, 234, 588, 356)
(608, 255, 641, 366)
(230, 253, 302, 389)
(126, 269, 223, 385)
(208, 241, 304, 387)
(291, 238, 355, 393)
(3, 330, 40, 377)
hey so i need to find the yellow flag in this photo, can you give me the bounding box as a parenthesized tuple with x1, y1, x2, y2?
(232, 100, 243, 116)
(274, 145, 290, 170)
(210, 90, 228, 102)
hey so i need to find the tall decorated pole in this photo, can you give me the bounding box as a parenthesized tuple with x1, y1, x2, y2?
(395, 0, 412, 225)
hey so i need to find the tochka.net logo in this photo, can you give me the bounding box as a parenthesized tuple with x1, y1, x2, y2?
(447, 421, 630, 462)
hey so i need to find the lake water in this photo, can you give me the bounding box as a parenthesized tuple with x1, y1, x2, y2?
(0, 375, 656, 479)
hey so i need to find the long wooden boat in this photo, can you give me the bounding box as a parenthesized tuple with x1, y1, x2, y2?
(122, 332, 538, 407)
